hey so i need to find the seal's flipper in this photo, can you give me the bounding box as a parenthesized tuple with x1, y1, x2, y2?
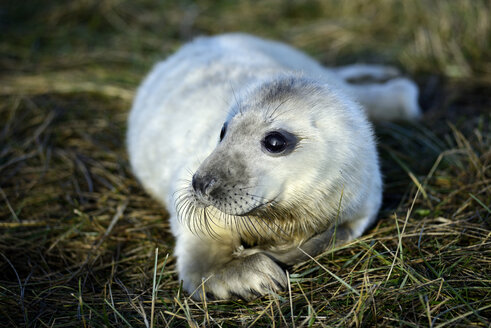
(334, 64, 400, 83)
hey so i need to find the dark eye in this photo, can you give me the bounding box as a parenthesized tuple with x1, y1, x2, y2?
(263, 132, 287, 153)
(219, 122, 227, 142)
(261, 130, 297, 155)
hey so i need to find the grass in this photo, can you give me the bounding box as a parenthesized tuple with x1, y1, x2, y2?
(1, 0, 490, 326)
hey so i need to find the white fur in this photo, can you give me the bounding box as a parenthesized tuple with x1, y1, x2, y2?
(127, 33, 421, 299)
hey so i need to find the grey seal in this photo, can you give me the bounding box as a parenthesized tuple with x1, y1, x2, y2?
(127, 33, 420, 300)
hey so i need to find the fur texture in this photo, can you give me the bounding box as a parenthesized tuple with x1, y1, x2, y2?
(127, 33, 420, 300)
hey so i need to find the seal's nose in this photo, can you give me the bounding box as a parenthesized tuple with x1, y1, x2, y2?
(192, 174, 217, 196)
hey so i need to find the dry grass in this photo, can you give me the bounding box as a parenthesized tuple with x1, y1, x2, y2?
(1, 0, 490, 327)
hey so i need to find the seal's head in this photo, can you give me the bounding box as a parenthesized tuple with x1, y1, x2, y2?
(177, 76, 379, 242)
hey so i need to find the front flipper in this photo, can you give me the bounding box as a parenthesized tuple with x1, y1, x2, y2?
(201, 252, 287, 300)
(175, 230, 286, 300)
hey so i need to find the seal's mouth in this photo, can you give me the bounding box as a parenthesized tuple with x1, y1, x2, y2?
(235, 198, 277, 217)
(235, 204, 262, 216)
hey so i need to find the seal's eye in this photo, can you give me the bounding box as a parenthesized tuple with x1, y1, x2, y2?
(219, 122, 227, 142)
(263, 132, 287, 153)
(261, 130, 297, 156)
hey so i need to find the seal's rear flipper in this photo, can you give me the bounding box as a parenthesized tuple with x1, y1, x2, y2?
(330, 64, 421, 121)
(334, 64, 401, 83)
(345, 77, 422, 121)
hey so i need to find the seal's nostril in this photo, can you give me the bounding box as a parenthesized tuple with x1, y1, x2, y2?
(192, 174, 217, 195)
(203, 178, 216, 195)
(192, 174, 199, 193)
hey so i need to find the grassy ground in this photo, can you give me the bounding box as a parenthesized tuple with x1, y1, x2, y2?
(1, 1, 490, 327)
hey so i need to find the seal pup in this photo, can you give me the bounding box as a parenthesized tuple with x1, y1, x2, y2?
(127, 33, 421, 300)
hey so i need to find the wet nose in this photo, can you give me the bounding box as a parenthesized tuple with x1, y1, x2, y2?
(192, 174, 217, 195)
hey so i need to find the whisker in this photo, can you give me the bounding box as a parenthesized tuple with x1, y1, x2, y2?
(244, 215, 264, 239)
(229, 81, 242, 115)
(183, 201, 196, 229)
(267, 98, 289, 121)
(172, 180, 319, 244)
(270, 103, 299, 122)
